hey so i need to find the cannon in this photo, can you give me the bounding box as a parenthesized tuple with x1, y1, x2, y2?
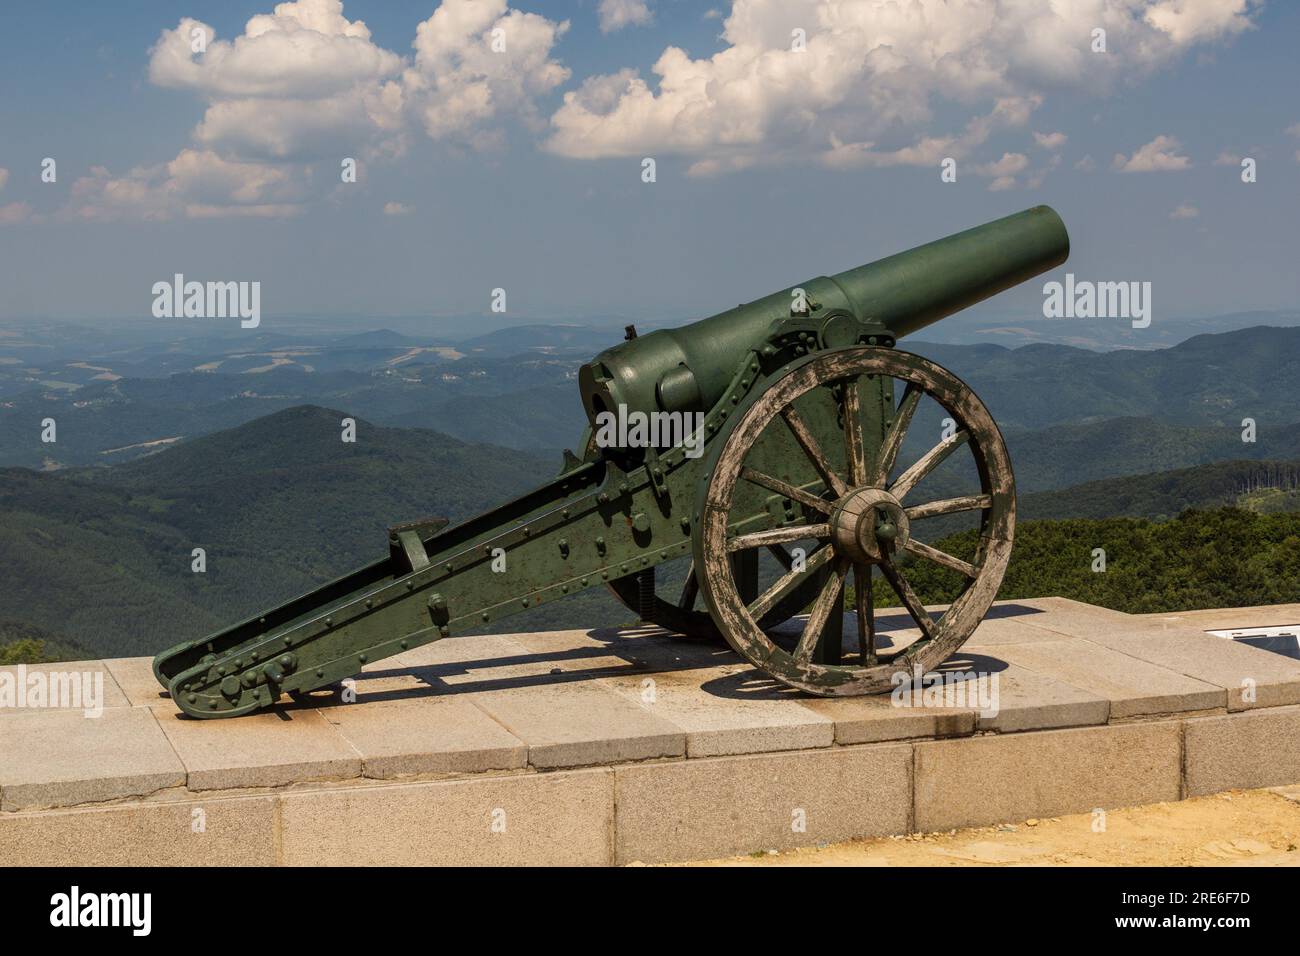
(153, 205, 1069, 717)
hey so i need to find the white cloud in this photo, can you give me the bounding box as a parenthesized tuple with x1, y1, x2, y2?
(1287, 122, 1300, 137)
(1144, 0, 1257, 46)
(687, 156, 756, 177)
(546, 0, 1258, 172)
(977, 152, 1029, 177)
(67, 150, 311, 221)
(0, 167, 40, 224)
(148, 4, 406, 163)
(1213, 150, 1241, 165)
(598, 0, 652, 34)
(383, 201, 414, 215)
(974, 151, 1028, 191)
(0, 202, 33, 225)
(1032, 131, 1067, 150)
(404, 0, 570, 144)
(1113, 134, 1192, 172)
(73, 0, 569, 220)
(822, 95, 1039, 171)
(1075, 154, 1097, 171)
(149, 8, 401, 99)
(1170, 202, 1199, 219)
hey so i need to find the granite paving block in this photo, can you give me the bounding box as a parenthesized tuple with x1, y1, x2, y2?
(0, 794, 277, 866)
(599, 666, 833, 757)
(1004, 596, 1137, 638)
(962, 615, 1078, 646)
(279, 768, 614, 866)
(379, 630, 721, 698)
(1139, 604, 1300, 631)
(356, 633, 540, 698)
(0, 660, 128, 714)
(1185, 706, 1300, 796)
(915, 721, 1183, 831)
(103, 657, 170, 709)
(800, 692, 976, 745)
(1074, 627, 1300, 710)
(0, 708, 185, 811)
(990, 640, 1225, 718)
(614, 744, 912, 864)
(155, 708, 362, 790)
(937, 648, 1110, 732)
(471, 681, 685, 768)
(507, 627, 735, 675)
(317, 696, 527, 778)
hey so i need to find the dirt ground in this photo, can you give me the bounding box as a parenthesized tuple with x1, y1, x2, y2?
(694, 787, 1300, 866)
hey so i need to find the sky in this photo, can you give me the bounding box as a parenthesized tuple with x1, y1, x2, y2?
(0, 0, 1297, 328)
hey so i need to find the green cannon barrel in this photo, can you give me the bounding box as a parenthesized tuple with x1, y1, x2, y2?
(579, 204, 1068, 427)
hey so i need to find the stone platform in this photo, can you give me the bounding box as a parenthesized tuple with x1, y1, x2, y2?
(2, 597, 1300, 865)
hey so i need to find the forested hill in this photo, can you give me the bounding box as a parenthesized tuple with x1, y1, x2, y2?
(1021, 460, 1300, 520)
(0, 407, 555, 657)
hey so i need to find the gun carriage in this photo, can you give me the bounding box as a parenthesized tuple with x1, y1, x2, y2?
(154, 206, 1069, 717)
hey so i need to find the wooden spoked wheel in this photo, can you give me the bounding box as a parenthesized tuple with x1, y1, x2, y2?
(694, 347, 1015, 696)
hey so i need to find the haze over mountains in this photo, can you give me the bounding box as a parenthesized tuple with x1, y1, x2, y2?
(2, 312, 1299, 661)
(4, 316, 1300, 471)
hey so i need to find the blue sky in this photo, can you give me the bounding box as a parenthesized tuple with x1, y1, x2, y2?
(0, 0, 1297, 326)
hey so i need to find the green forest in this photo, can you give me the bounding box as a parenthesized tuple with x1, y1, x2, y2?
(856, 508, 1300, 614)
(3, 403, 1299, 665)
(7, 506, 1298, 664)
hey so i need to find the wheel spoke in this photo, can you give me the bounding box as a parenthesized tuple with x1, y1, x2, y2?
(748, 544, 834, 620)
(842, 376, 867, 487)
(780, 406, 849, 498)
(794, 559, 847, 665)
(767, 543, 794, 569)
(678, 562, 699, 610)
(853, 562, 875, 665)
(905, 494, 991, 521)
(874, 383, 922, 486)
(879, 559, 935, 640)
(904, 538, 978, 578)
(890, 430, 970, 501)
(742, 468, 833, 514)
(727, 523, 831, 551)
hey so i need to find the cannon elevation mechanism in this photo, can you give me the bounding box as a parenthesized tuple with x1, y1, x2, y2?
(154, 205, 1069, 717)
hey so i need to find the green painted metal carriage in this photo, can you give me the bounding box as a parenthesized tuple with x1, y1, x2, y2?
(154, 205, 1069, 717)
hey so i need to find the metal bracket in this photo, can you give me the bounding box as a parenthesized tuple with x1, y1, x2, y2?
(388, 517, 448, 573)
(644, 450, 669, 502)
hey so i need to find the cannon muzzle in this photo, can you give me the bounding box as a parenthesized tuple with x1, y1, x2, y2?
(579, 205, 1068, 428)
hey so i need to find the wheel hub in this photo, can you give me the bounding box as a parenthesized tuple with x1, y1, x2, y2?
(829, 487, 911, 564)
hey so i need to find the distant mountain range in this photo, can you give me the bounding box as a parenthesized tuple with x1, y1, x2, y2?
(1021, 460, 1300, 521)
(1004, 417, 1300, 491)
(906, 309, 1300, 349)
(907, 324, 1300, 431)
(5, 323, 1298, 471)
